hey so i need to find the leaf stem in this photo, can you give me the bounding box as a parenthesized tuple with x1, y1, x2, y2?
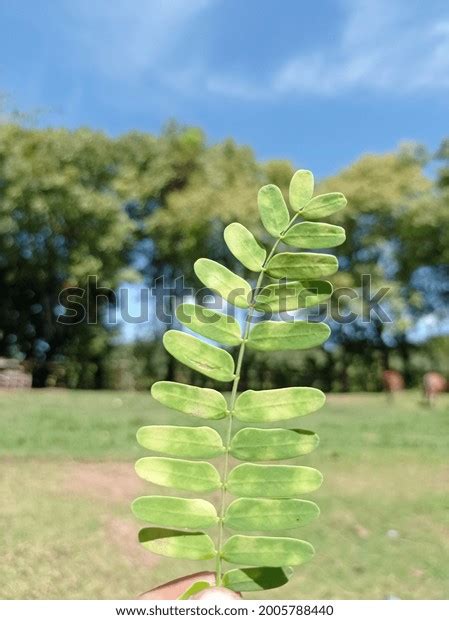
(215, 213, 299, 585)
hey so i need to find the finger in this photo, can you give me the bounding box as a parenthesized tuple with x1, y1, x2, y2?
(138, 571, 216, 600)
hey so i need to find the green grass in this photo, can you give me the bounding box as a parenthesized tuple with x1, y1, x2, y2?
(1, 389, 449, 599)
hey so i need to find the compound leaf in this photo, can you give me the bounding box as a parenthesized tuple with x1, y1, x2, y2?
(247, 320, 330, 351)
(133, 170, 346, 592)
(224, 498, 320, 531)
(255, 280, 332, 312)
(283, 222, 346, 249)
(151, 381, 228, 420)
(194, 258, 251, 309)
(224, 222, 266, 272)
(139, 528, 216, 560)
(258, 185, 290, 237)
(132, 496, 219, 529)
(135, 457, 221, 493)
(176, 303, 242, 346)
(137, 425, 225, 459)
(289, 170, 314, 212)
(266, 252, 338, 279)
(226, 463, 323, 497)
(222, 567, 293, 592)
(302, 192, 347, 220)
(234, 387, 325, 423)
(222, 535, 315, 567)
(163, 331, 235, 382)
(230, 428, 319, 461)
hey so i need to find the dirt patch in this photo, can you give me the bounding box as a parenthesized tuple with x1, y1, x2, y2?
(106, 517, 160, 570)
(64, 462, 146, 503)
(63, 463, 160, 571)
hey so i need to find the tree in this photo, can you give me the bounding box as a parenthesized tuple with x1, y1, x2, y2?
(0, 125, 136, 386)
(317, 150, 430, 382)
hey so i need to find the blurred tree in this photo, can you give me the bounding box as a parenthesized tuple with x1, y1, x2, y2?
(397, 139, 449, 275)
(318, 150, 430, 383)
(0, 125, 136, 386)
(394, 139, 449, 373)
(146, 137, 263, 280)
(1, 118, 446, 391)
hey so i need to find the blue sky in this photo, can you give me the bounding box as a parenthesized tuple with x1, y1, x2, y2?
(1, 0, 449, 177)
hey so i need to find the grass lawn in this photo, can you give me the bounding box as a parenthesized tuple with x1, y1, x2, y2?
(1, 389, 448, 599)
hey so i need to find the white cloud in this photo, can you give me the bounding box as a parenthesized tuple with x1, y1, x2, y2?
(209, 0, 449, 99)
(54, 0, 449, 100)
(62, 0, 216, 81)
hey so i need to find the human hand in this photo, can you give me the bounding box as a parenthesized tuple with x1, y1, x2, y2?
(138, 571, 241, 600)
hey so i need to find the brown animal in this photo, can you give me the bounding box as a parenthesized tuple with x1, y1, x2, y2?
(382, 370, 404, 397)
(423, 372, 447, 406)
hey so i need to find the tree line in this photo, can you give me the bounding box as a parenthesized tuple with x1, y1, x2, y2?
(1, 122, 448, 390)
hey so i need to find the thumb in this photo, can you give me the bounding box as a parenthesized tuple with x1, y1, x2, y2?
(191, 586, 241, 600)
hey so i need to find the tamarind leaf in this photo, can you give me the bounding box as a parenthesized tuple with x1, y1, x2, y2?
(178, 581, 211, 600)
(135, 457, 222, 492)
(258, 185, 290, 237)
(176, 303, 242, 346)
(151, 381, 228, 420)
(222, 535, 315, 567)
(247, 320, 330, 351)
(137, 425, 225, 459)
(289, 170, 314, 212)
(222, 567, 293, 592)
(266, 252, 338, 279)
(255, 280, 333, 312)
(234, 387, 325, 423)
(229, 428, 319, 461)
(139, 528, 216, 560)
(224, 222, 266, 272)
(194, 258, 252, 308)
(226, 463, 323, 497)
(301, 192, 347, 220)
(163, 331, 235, 382)
(132, 169, 346, 591)
(224, 498, 320, 531)
(132, 496, 219, 529)
(283, 222, 346, 249)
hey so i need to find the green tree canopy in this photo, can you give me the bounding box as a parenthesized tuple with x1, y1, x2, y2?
(0, 124, 135, 385)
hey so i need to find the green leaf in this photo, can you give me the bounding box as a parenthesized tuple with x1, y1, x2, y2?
(258, 185, 290, 237)
(289, 170, 314, 212)
(137, 425, 225, 458)
(224, 498, 320, 531)
(151, 381, 228, 420)
(132, 496, 218, 529)
(135, 457, 221, 493)
(176, 303, 242, 346)
(247, 320, 330, 351)
(139, 528, 216, 560)
(163, 331, 235, 382)
(178, 581, 211, 600)
(266, 252, 339, 279)
(222, 567, 293, 592)
(194, 258, 252, 308)
(224, 222, 266, 272)
(222, 535, 315, 567)
(283, 222, 346, 249)
(230, 428, 319, 461)
(255, 280, 333, 312)
(226, 463, 323, 497)
(234, 387, 325, 423)
(301, 192, 347, 220)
